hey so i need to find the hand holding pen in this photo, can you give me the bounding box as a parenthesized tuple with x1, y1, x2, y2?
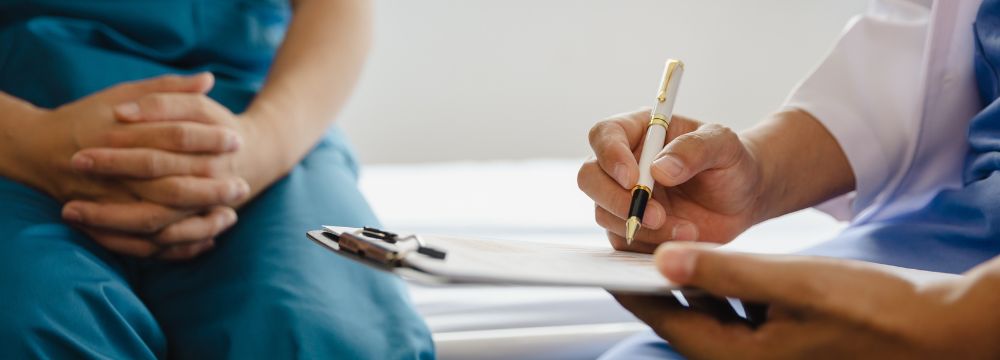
(578, 60, 773, 252)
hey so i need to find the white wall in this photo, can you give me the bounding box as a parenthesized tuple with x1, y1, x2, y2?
(339, 0, 868, 164)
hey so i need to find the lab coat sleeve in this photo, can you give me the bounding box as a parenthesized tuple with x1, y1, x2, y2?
(782, 0, 931, 221)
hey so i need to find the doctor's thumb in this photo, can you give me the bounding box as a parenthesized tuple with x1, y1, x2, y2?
(651, 124, 742, 186)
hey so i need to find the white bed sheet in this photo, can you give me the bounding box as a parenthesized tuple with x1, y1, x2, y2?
(358, 159, 846, 360)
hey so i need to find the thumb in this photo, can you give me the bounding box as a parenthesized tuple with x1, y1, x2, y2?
(654, 242, 919, 323)
(655, 242, 837, 308)
(102, 73, 214, 102)
(651, 124, 743, 186)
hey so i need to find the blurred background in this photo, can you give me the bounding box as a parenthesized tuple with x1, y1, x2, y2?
(340, 0, 868, 164)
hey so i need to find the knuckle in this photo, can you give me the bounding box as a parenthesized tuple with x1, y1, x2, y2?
(155, 229, 178, 245)
(103, 129, 130, 147)
(588, 121, 613, 145)
(576, 161, 597, 191)
(169, 125, 193, 149)
(140, 213, 163, 233)
(142, 94, 170, 116)
(142, 152, 163, 177)
(680, 131, 709, 149)
(200, 159, 222, 177)
(158, 178, 186, 201)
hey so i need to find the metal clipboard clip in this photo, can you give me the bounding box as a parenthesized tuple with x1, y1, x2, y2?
(313, 226, 447, 268)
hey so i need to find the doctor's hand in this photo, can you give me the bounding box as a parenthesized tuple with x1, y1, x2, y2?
(615, 243, 1000, 359)
(578, 109, 764, 252)
(12, 73, 250, 260)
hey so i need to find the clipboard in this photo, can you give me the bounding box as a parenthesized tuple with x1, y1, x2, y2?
(306, 226, 681, 294)
(306, 226, 805, 326)
(307, 225, 962, 328)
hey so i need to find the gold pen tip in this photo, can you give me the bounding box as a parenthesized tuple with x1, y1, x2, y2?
(625, 217, 641, 245)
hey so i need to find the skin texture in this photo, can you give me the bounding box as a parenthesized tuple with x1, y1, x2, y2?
(0, 0, 373, 260)
(615, 242, 1000, 359)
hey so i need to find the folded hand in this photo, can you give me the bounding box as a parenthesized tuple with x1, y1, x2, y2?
(17, 73, 250, 260)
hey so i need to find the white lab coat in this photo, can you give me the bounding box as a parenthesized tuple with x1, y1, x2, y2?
(784, 0, 983, 224)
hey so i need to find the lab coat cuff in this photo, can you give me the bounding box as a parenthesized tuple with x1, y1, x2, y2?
(780, 102, 891, 220)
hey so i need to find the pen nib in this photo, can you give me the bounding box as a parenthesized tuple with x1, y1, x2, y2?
(625, 216, 641, 246)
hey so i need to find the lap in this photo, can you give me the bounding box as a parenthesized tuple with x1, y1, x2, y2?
(0, 178, 164, 358)
(138, 131, 434, 359)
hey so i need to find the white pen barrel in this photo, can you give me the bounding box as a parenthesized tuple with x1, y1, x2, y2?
(637, 124, 667, 190)
(652, 62, 683, 120)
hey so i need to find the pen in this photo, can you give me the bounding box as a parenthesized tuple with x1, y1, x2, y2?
(626, 59, 684, 245)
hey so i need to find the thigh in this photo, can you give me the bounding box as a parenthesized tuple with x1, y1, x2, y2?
(0, 178, 163, 359)
(140, 131, 434, 359)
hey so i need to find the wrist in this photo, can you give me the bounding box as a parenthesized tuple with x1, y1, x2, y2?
(0, 97, 60, 196)
(740, 132, 779, 225)
(234, 108, 295, 198)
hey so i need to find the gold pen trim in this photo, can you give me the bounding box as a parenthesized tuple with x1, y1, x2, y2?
(656, 59, 684, 103)
(631, 185, 652, 199)
(648, 115, 670, 128)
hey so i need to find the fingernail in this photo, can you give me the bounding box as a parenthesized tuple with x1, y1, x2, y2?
(228, 181, 249, 202)
(653, 155, 684, 179)
(657, 245, 698, 282)
(70, 153, 94, 170)
(62, 207, 82, 222)
(671, 223, 698, 241)
(612, 163, 629, 188)
(223, 133, 242, 151)
(114, 102, 141, 120)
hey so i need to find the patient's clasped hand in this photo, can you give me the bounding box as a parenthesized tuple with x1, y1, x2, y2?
(4, 73, 247, 259)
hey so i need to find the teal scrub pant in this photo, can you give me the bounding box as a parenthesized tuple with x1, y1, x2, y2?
(0, 131, 434, 359)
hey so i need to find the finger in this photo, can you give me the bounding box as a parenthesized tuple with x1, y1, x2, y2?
(155, 206, 237, 245)
(115, 93, 233, 124)
(653, 243, 913, 318)
(596, 206, 698, 245)
(63, 200, 194, 234)
(100, 122, 241, 153)
(72, 148, 232, 178)
(127, 176, 250, 208)
(652, 124, 744, 187)
(104, 73, 214, 102)
(587, 110, 650, 188)
(614, 293, 754, 359)
(157, 239, 216, 261)
(578, 160, 667, 229)
(605, 230, 659, 254)
(79, 227, 161, 258)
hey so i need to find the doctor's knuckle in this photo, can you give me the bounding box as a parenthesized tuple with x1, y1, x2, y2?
(588, 120, 616, 146)
(576, 161, 597, 190)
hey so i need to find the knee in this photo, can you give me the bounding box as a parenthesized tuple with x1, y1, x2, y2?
(220, 278, 434, 359)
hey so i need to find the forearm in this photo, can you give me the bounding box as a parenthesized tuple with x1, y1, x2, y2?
(0, 93, 46, 188)
(241, 0, 373, 193)
(742, 108, 855, 222)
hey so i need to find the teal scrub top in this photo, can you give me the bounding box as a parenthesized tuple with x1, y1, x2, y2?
(0, 0, 291, 112)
